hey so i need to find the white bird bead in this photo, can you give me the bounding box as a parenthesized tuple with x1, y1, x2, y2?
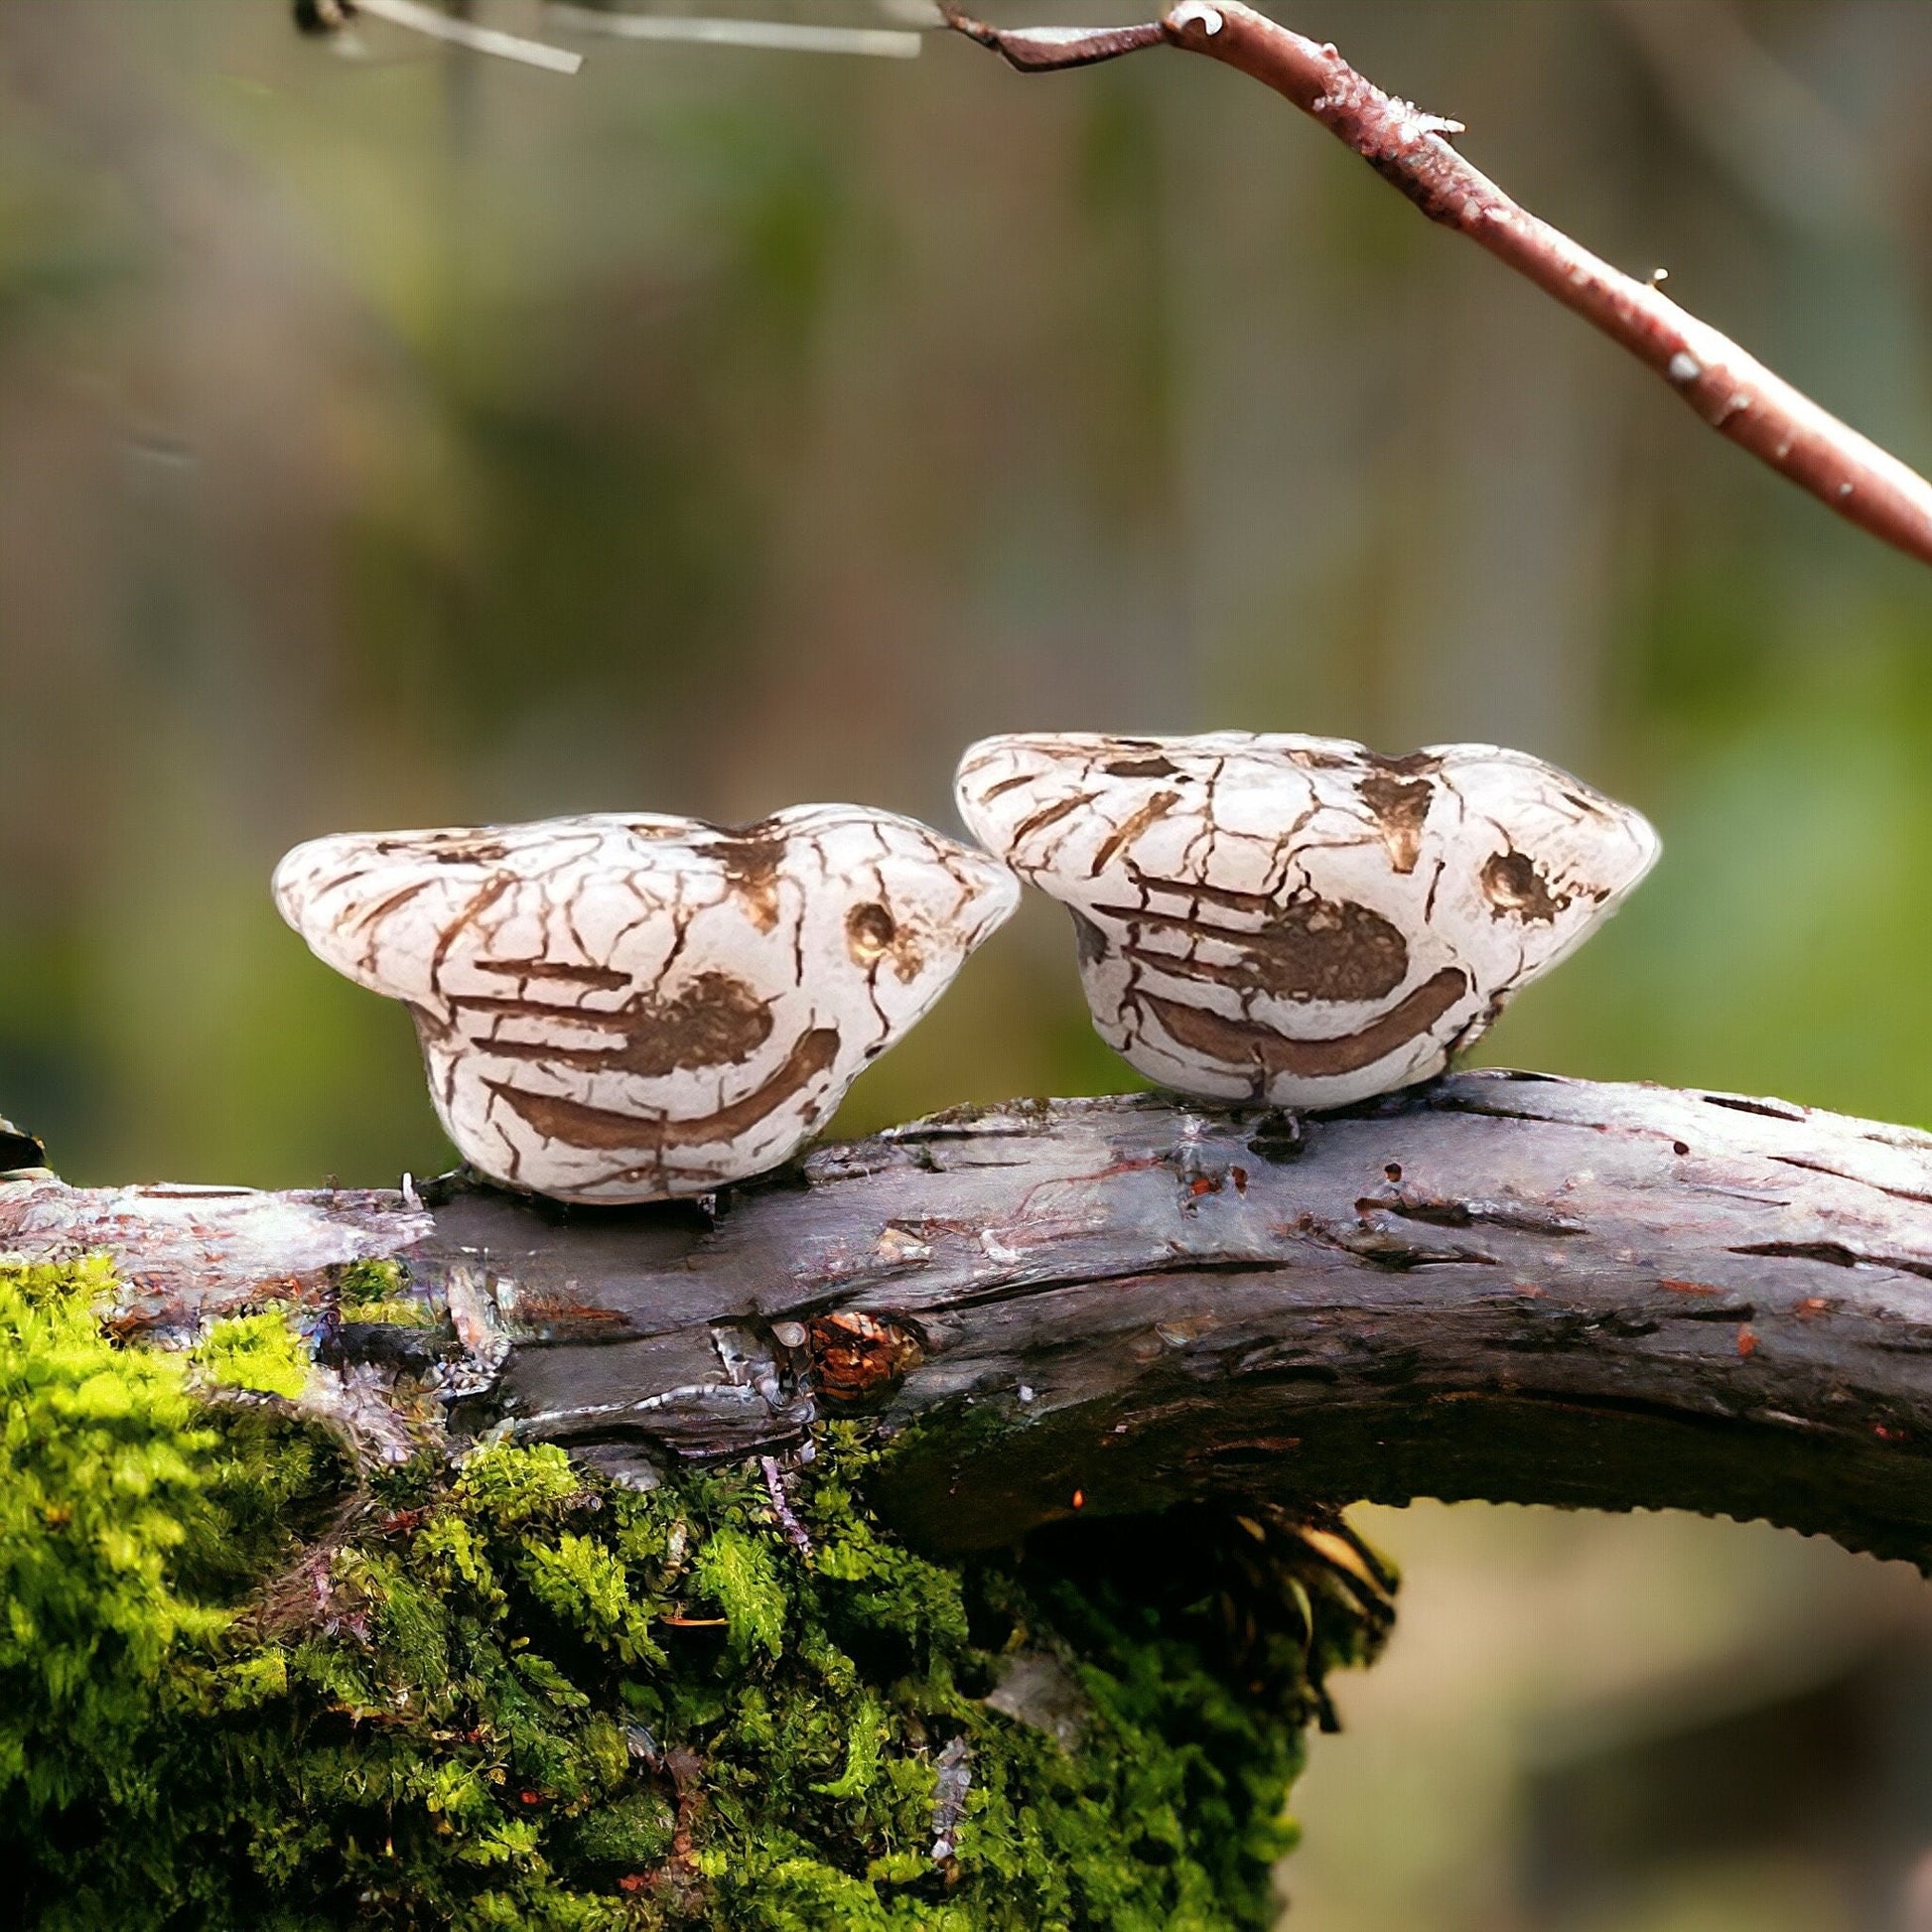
(956, 731, 1657, 1109)
(274, 806, 1019, 1203)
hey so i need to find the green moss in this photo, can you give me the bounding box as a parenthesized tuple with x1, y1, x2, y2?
(329, 1263, 439, 1332)
(0, 1255, 224, 1810)
(336, 1260, 409, 1309)
(345, 1300, 440, 1327)
(194, 1308, 312, 1400)
(0, 1259, 1392, 1931)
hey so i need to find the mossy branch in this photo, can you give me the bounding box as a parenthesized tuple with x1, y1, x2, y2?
(14, 1071, 1932, 1565)
(12, 1072, 1932, 1922)
(0, 1259, 1386, 1928)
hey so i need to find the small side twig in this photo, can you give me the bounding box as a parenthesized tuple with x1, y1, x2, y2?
(545, 5, 922, 61)
(759, 1454, 815, 1559)
(942, 1, 1932, 569)
(929, 1735, 974, 1863)
(304, 0, 584, 73)
(941, 7, 1166, 69)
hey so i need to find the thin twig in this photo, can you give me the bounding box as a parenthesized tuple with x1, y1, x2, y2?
(353, 0, 584, 73)
(941, 1, 1932, 569)
(546, 5, 921, 60)
(759, 1454, 816, 1559)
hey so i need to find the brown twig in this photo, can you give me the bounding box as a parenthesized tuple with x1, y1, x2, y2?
(942, 1, 1932, 569)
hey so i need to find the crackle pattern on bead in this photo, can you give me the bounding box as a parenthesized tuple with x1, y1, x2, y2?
(275, 808, 1018, 1203)
(956, 732, 1657, 1109)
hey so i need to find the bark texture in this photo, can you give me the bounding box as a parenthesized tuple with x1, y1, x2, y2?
(10, 1071, 1932, 1562)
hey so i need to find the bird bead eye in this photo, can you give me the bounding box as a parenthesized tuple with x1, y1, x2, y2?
(273, 805, 1020, 1204)
(955, 731, 1657, 1110)
(846, 902, 898, 962)
(1478, 847, 1570, 921)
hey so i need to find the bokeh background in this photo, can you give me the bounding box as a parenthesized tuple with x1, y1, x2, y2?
(4, 1, 1932, 1924)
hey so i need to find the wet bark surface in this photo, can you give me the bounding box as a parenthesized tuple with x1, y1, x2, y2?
(10, 1070, 1932, 1562)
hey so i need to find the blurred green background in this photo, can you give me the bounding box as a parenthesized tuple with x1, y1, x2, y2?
(4, 2, 1932, 1926)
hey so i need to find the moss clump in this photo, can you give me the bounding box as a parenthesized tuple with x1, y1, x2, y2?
(332, 1259, 437, 1329)
(0, 1256, 224, 1809)
(337, 1261, 409, 1309)
(0, 1259, 1390, 1931)
(194, 1308, 313, 1400)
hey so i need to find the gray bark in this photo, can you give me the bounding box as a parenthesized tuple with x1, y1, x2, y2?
(10, 1070, 1932, 1562)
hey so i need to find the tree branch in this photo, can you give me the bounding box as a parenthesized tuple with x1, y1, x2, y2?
(942, 1, 1932, 570)
(14, 1071, 1932, 1564)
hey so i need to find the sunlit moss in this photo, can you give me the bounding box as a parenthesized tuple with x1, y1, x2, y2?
(193, 1307, 312, 1400)
(0, 1255, 224, 1811)
(337, 1259, 410, 1309)
(334, 1260, 439, 1329)
(0, 1259, 1386, 1930)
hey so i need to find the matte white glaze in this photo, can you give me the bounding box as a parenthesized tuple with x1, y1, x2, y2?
(274, 807, 1019, 1203)
(956, 732, 1657, 1108)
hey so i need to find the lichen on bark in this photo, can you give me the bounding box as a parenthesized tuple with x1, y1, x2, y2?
(0, 1258, 1392, 1930)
